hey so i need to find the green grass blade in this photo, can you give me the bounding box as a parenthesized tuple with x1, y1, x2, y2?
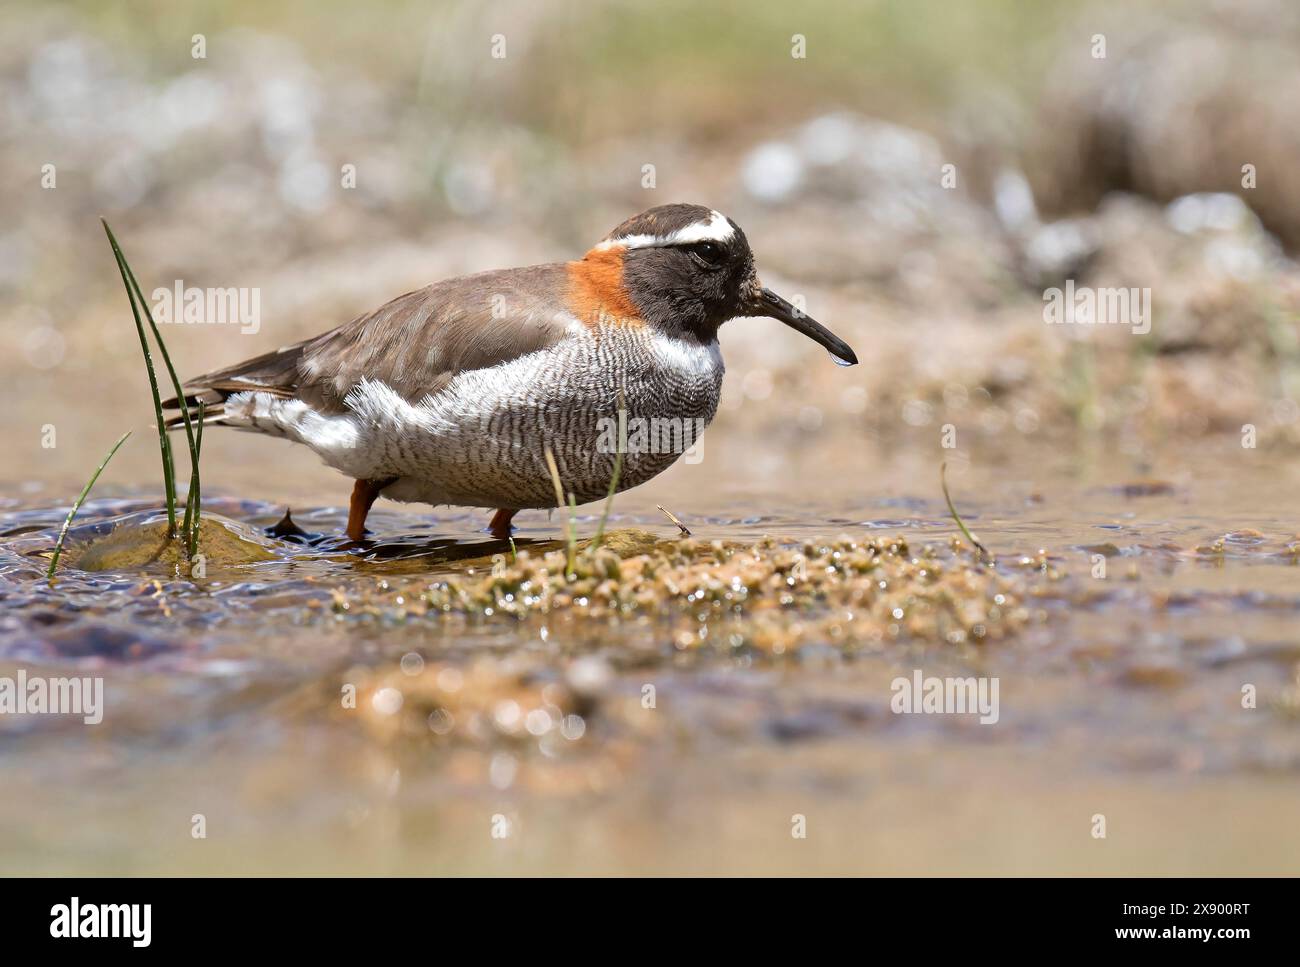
(592, 443, 623, 551)
(103, 221, 201, 529)
(544, 448, 577, 578)
(941, 461, 991, 562)
(566, 492, 578, 575)
(102, 221, 175, 534)
(592, 388, 625, 550)
(185, 402, 205, 558)
(47, 430, 131, 580)
(120, 240, 200, 476)
(180, 401, 204, 545)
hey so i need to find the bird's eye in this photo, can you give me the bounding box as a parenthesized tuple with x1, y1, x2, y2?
(688, 242, 724, 268)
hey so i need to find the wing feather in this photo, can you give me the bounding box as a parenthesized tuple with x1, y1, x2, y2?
(163, 263, 577, 420)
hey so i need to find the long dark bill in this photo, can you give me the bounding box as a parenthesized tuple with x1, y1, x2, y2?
(754, 287, 858, 367)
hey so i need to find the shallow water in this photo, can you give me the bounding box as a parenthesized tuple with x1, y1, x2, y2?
(2, 438, 1299, 875)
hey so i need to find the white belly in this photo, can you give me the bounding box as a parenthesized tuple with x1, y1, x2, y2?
(223, 325, 724, 509)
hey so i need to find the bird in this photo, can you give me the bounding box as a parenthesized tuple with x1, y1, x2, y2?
(163, 204, 858, 542)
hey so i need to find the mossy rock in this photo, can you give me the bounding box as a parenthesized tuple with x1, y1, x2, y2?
(72, 513, 281, 572)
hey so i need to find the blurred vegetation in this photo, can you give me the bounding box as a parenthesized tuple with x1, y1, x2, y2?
(57, 0, 1089, 136)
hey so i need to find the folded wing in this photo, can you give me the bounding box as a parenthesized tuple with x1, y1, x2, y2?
(162, 263, 577, 427)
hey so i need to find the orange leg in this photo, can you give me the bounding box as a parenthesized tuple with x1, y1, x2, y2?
(346, 478, 394, 542)
(488, 508, 516, 540)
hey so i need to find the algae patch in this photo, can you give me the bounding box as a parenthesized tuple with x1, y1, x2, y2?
(330, 529, 1050, 652)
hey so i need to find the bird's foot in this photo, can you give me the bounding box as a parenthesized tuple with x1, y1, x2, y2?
(487, 508, 517, 541)
(346, 477, 397, 542)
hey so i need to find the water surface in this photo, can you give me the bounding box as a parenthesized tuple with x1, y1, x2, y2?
(2, 439, 1298, 874)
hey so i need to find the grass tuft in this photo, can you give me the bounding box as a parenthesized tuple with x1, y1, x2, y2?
(102, 220, 176, 534)
(102, 219, 203, 558)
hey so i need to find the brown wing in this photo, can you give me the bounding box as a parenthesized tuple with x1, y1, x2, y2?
(163, 262, 576, 422)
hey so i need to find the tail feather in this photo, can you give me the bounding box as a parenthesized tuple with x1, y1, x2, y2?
(161, 342, 308, 430)
(163, 406, 228, 431)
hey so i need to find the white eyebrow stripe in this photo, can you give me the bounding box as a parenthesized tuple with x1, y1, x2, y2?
(595, 209, 735, 251)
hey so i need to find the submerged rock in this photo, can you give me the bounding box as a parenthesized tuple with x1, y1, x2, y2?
(70, 512, 282, 573)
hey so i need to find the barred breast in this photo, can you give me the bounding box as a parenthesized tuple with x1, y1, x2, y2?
(231, 323, 723, 510)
